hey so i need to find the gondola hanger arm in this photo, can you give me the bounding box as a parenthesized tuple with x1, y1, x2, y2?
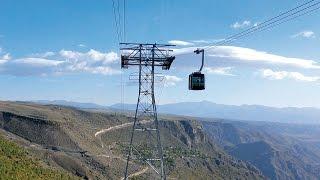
(194, 48, 204, 72)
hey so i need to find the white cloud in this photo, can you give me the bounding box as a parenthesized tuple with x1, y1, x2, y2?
(0, 58, 63, 76)
(261, 69, 320, 82)
(12, 58, 63, 67)
(78, 44, 86, 47)
(168, 40, 194, 46)
(173, 46, 320, 69)
(164, 75, 182, 86)
(192, 39, 225, 44)
(59, 49, 119, 75)
(192, 40, 210, 44)
(0, 49, 120, 76)
(291, 31, 315, 38)
(42, 52, 55, 57)
(78, 66, 119, 75)
(0, 59, 8, 65)
(205, 67, 235, 76)
(2, 53, 10, 60)
(207, 46, 320, 69)
(32, 51, 55, 58)
(60, 49, 117, 64)
(231, 20, 251, 29)
(0, 53, 10, 64)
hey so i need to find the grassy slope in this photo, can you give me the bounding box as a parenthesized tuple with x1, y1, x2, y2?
(0, 134, 76, 180)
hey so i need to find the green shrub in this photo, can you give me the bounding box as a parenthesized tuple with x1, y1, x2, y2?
(0, 135, 76, 180)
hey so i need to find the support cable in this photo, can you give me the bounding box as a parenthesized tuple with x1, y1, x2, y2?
(123, 0, 126, 42)
(204, 0, 320, 51)
(177, 0, 320, 55)
(208, 0, 317, 49)
(112, 0, 122, 43)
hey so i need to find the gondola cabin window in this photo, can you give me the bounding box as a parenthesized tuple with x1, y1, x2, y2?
(189, 72, 205, 90)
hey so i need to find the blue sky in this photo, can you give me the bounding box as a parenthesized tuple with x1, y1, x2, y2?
(0, 0, 320, 107)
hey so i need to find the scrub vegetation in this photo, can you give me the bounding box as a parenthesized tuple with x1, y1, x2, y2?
(0, 134, 76, 180)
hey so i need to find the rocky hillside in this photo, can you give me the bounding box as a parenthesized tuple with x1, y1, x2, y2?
(202, 120, 320, 180)
(0, 101, 264, 179)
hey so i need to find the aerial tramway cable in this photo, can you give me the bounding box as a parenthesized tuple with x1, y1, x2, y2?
(123, 0, 126, 42)
(204, 0, 320, 51)
(111, 0, 122, 43)
(178, 0, 320, 56)
(113, 0, 320, 92)
(205, 0, 318, 50)
(112, 0, 127, 114)
(121, 0, 126, 115)
(185, 0, 320, 91)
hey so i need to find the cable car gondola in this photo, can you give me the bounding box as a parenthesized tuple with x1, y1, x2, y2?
(189, 49, 205, 90)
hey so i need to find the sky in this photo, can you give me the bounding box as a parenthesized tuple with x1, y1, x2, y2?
(0, 0, 320, 108)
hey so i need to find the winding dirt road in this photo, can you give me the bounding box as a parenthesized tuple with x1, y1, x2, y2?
(120, 167, 149, 180)
(95, 120, 150, 137)
(94, 120, 151, 179)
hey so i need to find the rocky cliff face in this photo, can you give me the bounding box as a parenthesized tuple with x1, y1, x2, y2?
(0, 112, 79, 150)
(160, 120, 206, 148)
(0, 101, 264, 179)
(202, 120, 320, 180)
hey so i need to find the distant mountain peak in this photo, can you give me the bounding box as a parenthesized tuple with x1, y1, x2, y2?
(33, 100, 108, 109)
(32, 100, 320, 124)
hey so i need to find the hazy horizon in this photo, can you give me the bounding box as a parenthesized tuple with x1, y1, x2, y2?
(4, 98, 318, 110)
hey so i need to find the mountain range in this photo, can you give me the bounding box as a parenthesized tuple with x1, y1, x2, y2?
(35, 100, 320, 124)
(2, 100, 320, 179)
(0, 101, 264, 179)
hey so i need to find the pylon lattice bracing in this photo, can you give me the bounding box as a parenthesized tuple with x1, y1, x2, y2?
(120, 43, 175, 180)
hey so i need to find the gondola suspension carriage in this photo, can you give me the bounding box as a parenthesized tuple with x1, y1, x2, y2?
(189, 48, 205, 90)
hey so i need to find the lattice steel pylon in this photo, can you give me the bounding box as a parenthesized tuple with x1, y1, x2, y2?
(120, 43, 175, 180)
